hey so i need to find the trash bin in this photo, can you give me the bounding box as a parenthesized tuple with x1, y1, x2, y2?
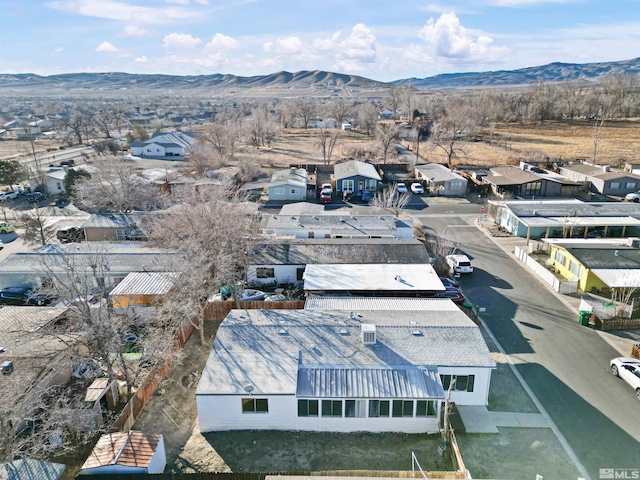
(579, 310, 592, 326)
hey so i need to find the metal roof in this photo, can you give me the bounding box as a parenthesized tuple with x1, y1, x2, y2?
(334, 160, 381, 181)
(304, 263, 444, 292)
(520, 216, 640, 228)
(279, 202, 326, 216)
(305, 297, 460, 311)
(81, 213, 140, 229)
(109, 272, 178, 296)
(196, 309, 494, 396)
(0, 459, 65, 480)
(415, 164, 465, 182)
(269, 168, 307, 188)
(249, 239, 430, 265)
(0, 306, 68, 334)
(296, 366, 445, 399)
(565, 247, 640, 269)
(261, 214, 410, 236)
(82, 431, 163, 470)
(591, 269, 640, 288)
(484, 166, 543, 186)
(503, 200, 640, 219)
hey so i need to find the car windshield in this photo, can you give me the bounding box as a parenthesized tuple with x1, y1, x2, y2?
(459, 262, 471, 266)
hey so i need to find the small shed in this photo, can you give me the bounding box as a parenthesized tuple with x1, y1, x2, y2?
(81, 431, 166, 475)
(109, 272, 178, 312)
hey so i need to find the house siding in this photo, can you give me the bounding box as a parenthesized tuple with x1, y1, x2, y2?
(267, 185, 307, 201)
(247, 264, 305, 286)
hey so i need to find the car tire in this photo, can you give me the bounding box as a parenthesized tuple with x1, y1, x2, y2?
(634, 198, 640, 203)
(611, 365, 619, 377)
(637, 388, 640, 401)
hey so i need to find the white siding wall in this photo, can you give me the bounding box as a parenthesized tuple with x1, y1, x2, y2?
(147, 437, 167, 474)
(436, 367, 492, 406)
(131, 146, 144, 156)
(397, 226, 414, 239)
(197, 395, 440, 434)
(248, 265, 305, 286)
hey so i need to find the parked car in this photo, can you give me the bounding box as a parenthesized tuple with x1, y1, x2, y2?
(411, 183, 424, 194)
(433, 287, 466, 304)
(625, 191, 640, 202)
(440, 276, 461, 288)
(320, 191, 332, 203)
(241, 289, 267, 301)
(321, 183, 333, 194)
(55, 295, 106, 308)
(56, 226, 85, 243)
(265, 294, 286, 302)
(59, 158, 75, 167)
(0, 222, 15, 234)
(396, 183, 408, 194)
(0, 287, 56, 306)
(446, 254, 474, 274)
(361, 190, 373, 202)
(0, 190, 19, 200)
(26, 192, 47, 202)
(610, 357, 640, 400)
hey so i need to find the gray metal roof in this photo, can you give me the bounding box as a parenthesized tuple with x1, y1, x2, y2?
(109, 272, 178, 296)
(81, 213, 140, 229)
(0, 306, 68, 334)
(565, 247, 640, 269)
(591, 269, 640, 288)
(0, 459, 65, 480)
(279, 202, 326, 216)
(484, 166, 542, 186)
(0, 243, 177, 275)
(296, 366, 444, 399)
(261, 214, 408, 236)
(305, 297, 460, 311)
(503, 201, 640, 219)
(415, 164, 465, 182)
(561, 163, 607, 175)
(334, 161, 381, 181)
(304, 263, 444, 292)
(196, 309, 495, 396)
(269, 168, 307, 188)
(249, 239, 429, 265)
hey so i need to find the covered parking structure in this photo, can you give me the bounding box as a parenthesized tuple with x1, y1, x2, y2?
(520, 216, 640, 245)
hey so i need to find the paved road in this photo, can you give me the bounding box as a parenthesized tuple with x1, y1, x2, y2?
(413, 205, 640, 479)
(14, 145, 94, 171)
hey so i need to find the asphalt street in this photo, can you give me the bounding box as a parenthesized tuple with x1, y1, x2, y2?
(412, 202, 640, 480)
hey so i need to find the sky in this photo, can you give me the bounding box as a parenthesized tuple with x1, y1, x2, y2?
(1, 0, 639, 82)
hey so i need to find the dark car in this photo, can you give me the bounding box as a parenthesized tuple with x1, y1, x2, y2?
(361, 190, 373, 202)
(56, 226, 85, 243)
(433, 286, 466, 304)
(440, 276, 461, 288)
(26, 192, 47, 202)
(0, 287, 56, 306)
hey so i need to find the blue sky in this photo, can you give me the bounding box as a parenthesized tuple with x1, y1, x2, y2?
(1, 0, 639, 81)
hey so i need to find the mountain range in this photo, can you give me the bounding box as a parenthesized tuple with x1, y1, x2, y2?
(0, 57, 638, 95)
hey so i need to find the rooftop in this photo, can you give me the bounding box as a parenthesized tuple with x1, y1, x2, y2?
(197, 309, 495, 396)
(561, 163, 609, 175)
(109, 272, 178, 297)
(279, 202, 326, 216)
(484, 166, 543, 186)
(82, 431, 163, 470)
(305, 297, 460, 311)
(261, 214, 412, 237)
(304, 263, 443, 292)
(498, 200, 640, 219)
(415, 164, 465, 182)
(0, 459, 65, 480)
(334, 160, 381, 181)
(565, 247, 640, 269)
(270, 168, 308, 188)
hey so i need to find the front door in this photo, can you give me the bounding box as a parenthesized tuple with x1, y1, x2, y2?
(358, 180, 364, 193)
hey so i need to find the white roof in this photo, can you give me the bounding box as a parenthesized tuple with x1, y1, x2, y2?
(109, 272, 178, 296)
(304, 263, 444, 292)
(521, 216, 640, 228)
(334, 161, 381, 181)
(591, 269, 640, 288)
(305, 297, 460, 310)
(542, 238, 637, 247)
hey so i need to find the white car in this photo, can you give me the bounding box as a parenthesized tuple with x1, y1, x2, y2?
(625, 191, 640, 202)
(411, 183, 424, 194)
(446, 254, 474, 274)
(610, 357, 640, 400)
(0, 190, 19, 200)
(396, 183, 408, 194)
(321, 183, 333, 194)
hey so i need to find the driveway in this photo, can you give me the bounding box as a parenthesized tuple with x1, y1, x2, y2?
(413, 205, 640, 479)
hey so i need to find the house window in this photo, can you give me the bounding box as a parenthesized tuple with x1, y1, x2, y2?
(116, 229, 127, 241)
(146, 148, 151, 153)
(524, 181, 542, 196)
(321, 400, 342, 417)
(296, 268, 305, 281)
(345, 400, 366, 418)
(291, 188, 299, 195)
(368, 400, 390, 417)
(256, 268, 275, 279)
(392, 400, 414, 417)
(450, 182, 464, 190)
(416, 400, 437, 417)
(242, 398, 269, 413)
(275, 188, 284, 195)
(553, 250, 566, 266)
(626, 182, 636, 189)
(156, 149, 160, 152)
(308, 232, 314, 238)
(298, 399, 319, 417)
(568, 260, 582, 277)
(610, 182, 621, 189)
(440, 375, 475, 392)
(342, 180, 354, 192)
(56, 182, 62, 190)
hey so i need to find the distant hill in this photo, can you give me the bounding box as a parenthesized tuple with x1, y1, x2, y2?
(0, 57, 638, 95)
(396, 57, 640, 88)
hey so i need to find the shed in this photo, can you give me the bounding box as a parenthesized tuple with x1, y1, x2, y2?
(109, 272, 178, 311)
(81, 431, 166, 475)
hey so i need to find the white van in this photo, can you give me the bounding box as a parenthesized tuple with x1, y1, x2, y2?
(446, 254, 473, 274)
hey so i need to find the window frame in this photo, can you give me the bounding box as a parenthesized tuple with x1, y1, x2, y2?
(241, 398, 269, 413)
(256, 267, 275, 279)
(368, 400, 390, 417)
(321, 399, 343, 417)
(345, 399, 366, 418)
(298, 399, 319, 417)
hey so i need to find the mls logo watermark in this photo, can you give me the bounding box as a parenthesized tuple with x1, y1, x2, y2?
(600, 468, 640, 479)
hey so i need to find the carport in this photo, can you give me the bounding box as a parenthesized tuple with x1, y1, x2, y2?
(520, 216, 640, 245)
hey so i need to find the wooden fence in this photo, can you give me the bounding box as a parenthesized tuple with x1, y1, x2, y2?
(593, 316, 640, 331)
(110, 316, 195, 432)
(204, 300, 306, 321)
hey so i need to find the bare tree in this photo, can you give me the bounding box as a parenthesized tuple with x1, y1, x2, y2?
(592, 114, 606, 165)
(385, 85, 402, 119)
(399, 82, 418, 121)
(146, 187, 262, 346)
(369, 183, 411, 217)
(429, 98, 477, 168)
(376, 122, 401, 164)
(326, 98, 353, 127)
(21, 206, 56, 246)
(558, 79, 587, 121)
(356, 102, 379, 136)
(292, 98, 317, 129)
(316, 126, 341, 165)
(94, 110, 113, 138)
(526, 81, 558, 124)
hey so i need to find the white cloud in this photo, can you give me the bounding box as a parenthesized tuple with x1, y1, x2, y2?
(163, 32, 202, 49)
(135, 56, 148, 62)
(418, 12, 507, 61)
(206, 33, 240, 50)
(54, 47, 64, 53)
(490, 0, 575, 5)
(312, 23, 377, 71)
(262, 36, 306, 55)
(194, 0, 209, 4)
(122, 25, 148, 37)
(166, 0, 190, 4)
(49, 0, 202, 25)
(95, 41, 118, 52)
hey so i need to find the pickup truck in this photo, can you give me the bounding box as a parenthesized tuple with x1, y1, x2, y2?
(56, 227, 85, 243)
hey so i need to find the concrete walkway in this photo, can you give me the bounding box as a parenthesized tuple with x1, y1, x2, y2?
(457, 405, 549, 434)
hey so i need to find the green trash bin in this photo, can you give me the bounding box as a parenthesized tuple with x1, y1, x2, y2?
(578, 310, 591, 326)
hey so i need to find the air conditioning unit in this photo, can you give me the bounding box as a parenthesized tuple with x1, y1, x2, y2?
(361, 324, 376, 345)
(627, 237, 640, 248)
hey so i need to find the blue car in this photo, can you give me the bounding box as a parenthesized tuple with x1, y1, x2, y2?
(361, 190, 373, 202)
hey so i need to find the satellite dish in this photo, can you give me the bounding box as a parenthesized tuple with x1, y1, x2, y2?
(244, 385, 254, 393)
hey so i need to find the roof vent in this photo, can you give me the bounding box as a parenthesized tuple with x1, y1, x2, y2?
(338, 329, 349, 336)
(361, 324, 376, 345)
(278, 328, 288, 335)
(615, 250, 619, 257)
(412, 330, 423, 336)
